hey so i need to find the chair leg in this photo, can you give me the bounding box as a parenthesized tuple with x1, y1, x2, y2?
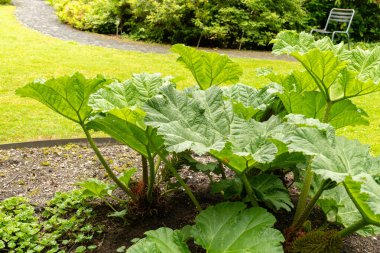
(347, 33, 350, 50)
(332, 32, 336, 43)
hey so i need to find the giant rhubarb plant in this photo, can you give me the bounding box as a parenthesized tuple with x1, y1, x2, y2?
(16, 73, 137, 201)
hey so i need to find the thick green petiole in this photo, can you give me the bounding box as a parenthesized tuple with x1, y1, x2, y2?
(292, 179, 330, 231)
(146, 150, 156, 203)
(293, 162, 313, 225)
(337, 219, 368, 238)
(141, 156, 148, 189)
(241, 173, 259, 207)
(82, 125, 138, 202)
(158, 152, 202, 211)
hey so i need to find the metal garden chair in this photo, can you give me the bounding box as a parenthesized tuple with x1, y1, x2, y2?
(310, 8, 355, 49)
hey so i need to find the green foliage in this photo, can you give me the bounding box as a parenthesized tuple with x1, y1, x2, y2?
(123, 202, 284, 253)
(87, 73, 169, 202)
(0, 190, 101, 252)
(270, 31, 380, 129)
(79, 178, 114, 199)
(316, 183, 380, 236)
(17, 38, 380, 251)
(192, 202, 284, 252)
(16, 73, 108, 124)
(212, 174, 293, 211)
(0, 197, 42, 252)
(144, 85, 232, 154)
(222, 83, 282, 120)
(48, 0, 119, 33)
(127, 227, 190, 253)
(343, 175, 380, 226)
(0, 0, 11, 5)
(41, 190, 102, 252)
(250, 174, 294, 211)
(48, 0, 307, 49)
(88, 73, 166, 157)
(16, 73, 138, 200)
(172, 44, 243, 89)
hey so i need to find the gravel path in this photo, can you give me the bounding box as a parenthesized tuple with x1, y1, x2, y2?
(12, 0, 292, 61)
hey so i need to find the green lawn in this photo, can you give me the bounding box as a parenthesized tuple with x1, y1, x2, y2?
(0, 6, 379, 155)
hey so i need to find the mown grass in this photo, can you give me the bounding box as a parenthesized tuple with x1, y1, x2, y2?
(0, 6, 379, 155)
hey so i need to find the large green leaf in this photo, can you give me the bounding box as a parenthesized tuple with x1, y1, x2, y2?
(171, 44, 242, 89)
(222, 83, 281, 120)
(251, 174, 293, 211)
(89, 81, 139, 112)
(16, 73, 108, 124)
(329, 69, 380, 101)
(144, 85, 232, 154)
(228, 116, 291, 159)
(89, 73, 171, 112)
(271, 31, 315, 55)
(269, 70, 317, 93)
(192, 202, 284, 253)
(287, 128, 374, 183)
(210, 143, 256, 174)
(312, 137, 374, 183)
(210, 116, 292, 173)
(88, 73, 166, 157)
(278, 91, 326, 121)
(343, 47, 380, 83)
(291, 49, 348, 100)
(126, 228, 190, 253)
(326, 99, 369, 128)
(284, 127, 334, 157)
(271, 30, 344, 55)
(284, 114, 335, 136)
(316, 183, 380, 236)
(87, 109, 163, 157)
(277, 89, 369, 129)
(344, 175, 380, 226)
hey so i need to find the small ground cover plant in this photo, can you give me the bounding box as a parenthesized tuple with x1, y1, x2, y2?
(15, 31, 380, 252)
(0, 190, 101, 252)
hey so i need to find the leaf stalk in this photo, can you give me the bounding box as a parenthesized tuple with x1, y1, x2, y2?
(82, 125, 138, 202)
(158, 152, 202, 211)
(292, 179, 329, 231)
(293, 162, 313, 224)
(241, 173, 259, 207)
(337, 219, 368, 238)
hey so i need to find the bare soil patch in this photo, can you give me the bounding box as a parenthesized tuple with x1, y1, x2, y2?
(0, 142, 379, 252)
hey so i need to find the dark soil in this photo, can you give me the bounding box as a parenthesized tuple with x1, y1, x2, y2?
(0, 142, 379, 252)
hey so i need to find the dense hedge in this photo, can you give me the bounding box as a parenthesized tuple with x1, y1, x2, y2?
(48, 0, 379, 49)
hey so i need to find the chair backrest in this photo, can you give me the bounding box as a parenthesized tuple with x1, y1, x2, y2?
(324, 8, 355, 32)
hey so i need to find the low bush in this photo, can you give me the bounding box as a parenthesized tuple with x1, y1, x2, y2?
(48, 0, 379, 49)
(0, 0, 11, 5)
(48, 0, 308, 49)
(48, 0, 118, 33)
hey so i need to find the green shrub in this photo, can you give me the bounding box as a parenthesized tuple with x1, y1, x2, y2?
(0, 0, 12, 5)
(49, 0, 118, 33)
(48, 0, 307, 49)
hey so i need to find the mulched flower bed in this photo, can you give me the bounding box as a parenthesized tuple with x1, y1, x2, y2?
(0, 142, 379, 252)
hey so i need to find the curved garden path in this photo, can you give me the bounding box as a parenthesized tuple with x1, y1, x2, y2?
(12, 0, 292, 61)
